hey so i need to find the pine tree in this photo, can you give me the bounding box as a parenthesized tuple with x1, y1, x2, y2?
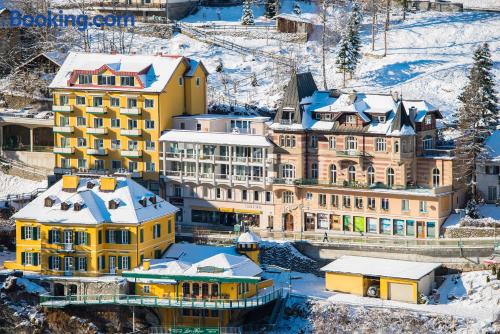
(265, 0, 278, 18)
(454, 43, 498, 198)
(335, 3, 362, 87)
(241, 0, 255, 25)
(293, 2, 301, 15)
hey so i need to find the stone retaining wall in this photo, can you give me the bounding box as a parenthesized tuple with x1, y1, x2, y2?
(444, 227, 500, 238)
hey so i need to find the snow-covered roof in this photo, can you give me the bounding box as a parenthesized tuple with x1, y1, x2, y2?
(275, 13, 312, 24)
(321, 256, 440, 280)
(49, 52, 196, 92)
(13, 176, 178, 225)
(237, 231, 261, 244)
(484, 130, 500, 161)
(174, 114, 270, 121)
(127, 243, 262, 280)
(160, 130, 272, 147)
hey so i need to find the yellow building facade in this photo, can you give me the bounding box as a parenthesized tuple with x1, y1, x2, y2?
(4, 175, 179, 277)
(50, 52, 208, 191)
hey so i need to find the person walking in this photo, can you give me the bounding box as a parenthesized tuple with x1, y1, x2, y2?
(323, 231, 328, 242)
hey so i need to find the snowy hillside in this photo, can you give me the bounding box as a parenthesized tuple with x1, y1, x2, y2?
(0, 172, 47, 198)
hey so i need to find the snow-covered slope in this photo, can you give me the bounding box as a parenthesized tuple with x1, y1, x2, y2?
(0, 172, 47, 198)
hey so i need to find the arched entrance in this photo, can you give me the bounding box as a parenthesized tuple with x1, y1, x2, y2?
(284, 213, 294, 231)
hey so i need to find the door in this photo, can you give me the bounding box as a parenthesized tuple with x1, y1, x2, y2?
(284, 214, 294, 231)
(109, 256, 116, 274)
(417, 221, 425, 238)
(64, 256, 73, 273)
(330, 215, 341, 231)
(305, 213, 315, 231)
(343, 215, 351, 231)
(388, 282, 414, 303)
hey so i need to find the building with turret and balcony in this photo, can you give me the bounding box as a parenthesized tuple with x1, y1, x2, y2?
(159, 114, 276, 229)
(270, 72, 465, 238)
(49, 52, 208, 193)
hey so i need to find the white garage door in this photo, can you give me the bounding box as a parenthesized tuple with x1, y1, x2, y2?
(388, 282, 414, 303)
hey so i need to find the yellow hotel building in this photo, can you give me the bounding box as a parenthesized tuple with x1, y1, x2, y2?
(4, 174, 178, 277)
(49, 52, 208, 192)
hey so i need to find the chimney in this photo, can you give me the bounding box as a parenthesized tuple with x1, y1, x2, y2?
(87, 181, 95, 189)
(409, 106, 417, 125)
(61, 201, 71, 211)
(149, 195, 157, 205)
(139, 197, 148, 207)
(62, 175, 80, 192)
(108, 199, 119, 210)
(348, 92, 357, 104)
(74, 201, 83, 211)
(44, 196, 56, 208)
(143, 259, 151, 271)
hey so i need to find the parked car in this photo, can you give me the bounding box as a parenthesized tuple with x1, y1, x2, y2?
(367, 285, 380, 298)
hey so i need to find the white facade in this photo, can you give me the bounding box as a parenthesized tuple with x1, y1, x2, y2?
(477, 130, 500, 203)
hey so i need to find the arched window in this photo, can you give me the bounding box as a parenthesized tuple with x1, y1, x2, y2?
(367, 166, 375, 185)
(423, 135, 433, 150)
(281, 164, 295, 179)
(387, 168, 395, 187)
(330, 164, 337, 184)
(346, 136, 357, 151)
(432, 168, 440, 187)
(283, 191, 294, 204)
(348, 165, 356, 183)
(311, 163, 318, 179)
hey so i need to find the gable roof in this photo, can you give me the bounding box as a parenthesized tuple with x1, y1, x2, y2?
(390, 102, 415, 136)
(13, 177, 178, 225)
(49, 52, 201, 92)
(15, 51, 68, 72)
(321, 256, 440, 280)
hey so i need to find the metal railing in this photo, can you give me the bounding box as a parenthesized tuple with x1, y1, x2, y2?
(39, 288, 282, 309)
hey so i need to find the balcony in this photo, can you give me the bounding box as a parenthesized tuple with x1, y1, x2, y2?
(336, 150, 372, 158)
(86, 106, 107, 114)
(87, 148, 108, 156)
(120, 108, 141, 116)
(53, 126, 74, 134)
(53, 105, 73, 113)
(86, 127, 108, 135)
(121, 150, 142, 158)
(53, 147, 75, 155)
(57, 243, 74, 252)
(120, 129, 142, 137)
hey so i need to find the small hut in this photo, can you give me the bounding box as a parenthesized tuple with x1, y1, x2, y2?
(275, 13, 313, 39)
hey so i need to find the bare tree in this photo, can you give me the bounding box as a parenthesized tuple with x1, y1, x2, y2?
(384, 0, 391, 57)
(319, 0, 334, 90)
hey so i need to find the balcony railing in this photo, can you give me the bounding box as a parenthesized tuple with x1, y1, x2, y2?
(163, 152, 268, 164)
(57, 243, 74, 252)
(87, 148, 108, 156)
(120, 129, 142, 137)
(421, 148, 455, 157)
(53, 126, 74, 134)
(119, 108, 141, 116)
(53, 147, 75, 154)
(39, 288, 282, 310)
(163, 171, 270, 184)
(86, 107, 107, 114)
(53, 105, 73, 113)
(336, 150, 372, 158)
(121, 150, 143, 158)
(86, 127, 108, 135)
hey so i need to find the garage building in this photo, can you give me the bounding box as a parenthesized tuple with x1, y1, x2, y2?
(321, 256, 440, 304)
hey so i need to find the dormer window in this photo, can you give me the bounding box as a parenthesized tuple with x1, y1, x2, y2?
(61, 201, 71, 211)
(149, 195, 157, 204)
(78, 74, 92, 85)
(425, 115, 432, 125)
(108, 199, 120, 210)
(44, 196, 56, 207)
(74, 201, 84, 211)
(121, 76, 135, 86)
(325, 114, 332, 121)
(377, 116, 386, 123)
(315, 113, 321, 120)
(97, 75, 116, 85)
(86, 181, 95, 189)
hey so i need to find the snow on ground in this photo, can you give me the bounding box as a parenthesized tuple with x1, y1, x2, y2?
(443, 204, 500, 228)
(0, 172, 47, 198)
(460, 0, 500, 10)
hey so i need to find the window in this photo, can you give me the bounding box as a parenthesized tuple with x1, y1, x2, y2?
(76, 96, 86, 105)
(310, 135, 318, 148)
(485, 165, 500, 174)
(228, 189, 233, 200)
(346, 115, 356, 124)
(488, 186, 498, 201)
(112, 160, 122, 170)
(330, 195, 338, 207)
(242, 190, 248, 201)
(145, 162, 155, 172)
(111, 139, 121, 150)
(375, 138, 386, 152)
(140, 229, 144, 243)
(97, 75, 115, 85)
(280, 135, 296, 148)
(153, 224, 161, 239)
(144, 99, 154, 109)
(145, 141, 155, 151)
(281, 164, 295, 179)
(254, 191, 260, 202)
(330, 165, 337, 183)
(423, 135, 433, 150)
(196, 123, 201, 131)
(128, 119, 138, 129)
(110, 97, 120, 107)
(432, 168, 440, 187)
(94, 138, 104, 149)
(386, 168, 395, 187)
(329, 136, 336, 150)
(381, 198, 389, 210)
(402, 199, 409, 211)
(216, 188, 222, 199)
(311, 163, 318, 179)
(22, 252, 39, 266)
(355, 197, 363, 209)
(78, 158, 87, 169)
(419, 201, 428, 213)
(77, 138, 86, 147)
(77, 117, 86, 126)
(394, 141, 399, 153)
(128, 161, 138, 172)
(348, 165, 356, 183)
(306, 192, 313, 201)
(367, 166, 375, 185)
(196, 77, 201, 86)
(283, 191, 294, 204)
(127, 98, 137, 108)
(178, 77, 184, 85)
(58, 95, 69, 106)
(120, 76, 135, 86)
(145, 120, 155, 129)
(377, 116, 386, 123)
(60, 116, 69, 126)
(425, 115, 432, 125)
(367, 197, 375, 209)
(78, 74, 92, 85)
(315, 113, 321, 120)
(93, 96, 103, 107)
(346, 136, 357, 150)
(111, 118, 120, 128)
(121, 256, 129, 270)
(343, 196, 351, 208)
(77, 257, 87, 271)
(128, 140, 138, 150)
(319, 194, 327, 207)
(93, 118, 104, 128)
(265, 191, 272, 202)
(61, 158, 70, 168)
(142, 285, 150, 294)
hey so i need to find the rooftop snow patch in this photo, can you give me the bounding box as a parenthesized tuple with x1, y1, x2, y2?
(160, 130, 272, 147)
(163, 243, 238, 263)
(237, 231, 261, 243)
(321, 256, 440, 280)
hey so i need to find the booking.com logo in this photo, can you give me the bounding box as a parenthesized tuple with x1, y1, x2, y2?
(6, 10, 135, 31)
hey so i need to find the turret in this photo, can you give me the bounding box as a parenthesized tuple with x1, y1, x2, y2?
(236, 231, 261, 265)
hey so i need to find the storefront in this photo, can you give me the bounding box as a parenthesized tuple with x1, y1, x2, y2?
(380, 218, 392, 235)
(367, 217, 378, 233)
(393, 219, 405, 236)
(317, 213, 330, 230)
(191, 207, 261, 227)
(354, 216, 365, 233)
